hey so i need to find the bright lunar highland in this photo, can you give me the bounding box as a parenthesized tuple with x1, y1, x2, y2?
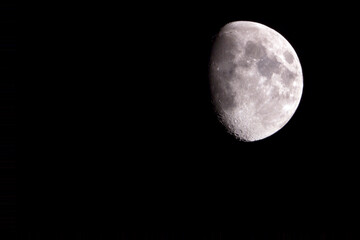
(209, 21, 303, 141)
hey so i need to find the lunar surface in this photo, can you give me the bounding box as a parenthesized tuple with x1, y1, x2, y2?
(209, 21, 303, 141)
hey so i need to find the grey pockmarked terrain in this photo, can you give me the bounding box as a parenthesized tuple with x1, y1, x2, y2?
(210, 21, 303, 141)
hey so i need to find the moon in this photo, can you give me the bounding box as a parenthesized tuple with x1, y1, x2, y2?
(209, 21, 303, 141)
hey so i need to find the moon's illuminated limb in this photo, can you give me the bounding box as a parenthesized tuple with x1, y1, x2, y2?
(209, 21, 303, 141)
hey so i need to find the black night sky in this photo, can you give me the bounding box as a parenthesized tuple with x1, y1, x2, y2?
(24, 232, 359, 240)
(14, 0, 360, 236)
(0, 2, 15, 232)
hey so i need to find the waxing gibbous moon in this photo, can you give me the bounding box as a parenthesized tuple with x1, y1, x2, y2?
(209, 21, 303, 141)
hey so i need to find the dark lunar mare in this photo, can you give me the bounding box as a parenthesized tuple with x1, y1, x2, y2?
(283, 50, 294, 64)
(256, 55, 281, 79)
(281, 68, 297, 86)
(244, 41, 266, 59)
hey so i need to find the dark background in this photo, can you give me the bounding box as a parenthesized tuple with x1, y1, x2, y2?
(21, 232, 359, 240)
(0, 2, 16, 231)
(20, 0, 360, 232)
